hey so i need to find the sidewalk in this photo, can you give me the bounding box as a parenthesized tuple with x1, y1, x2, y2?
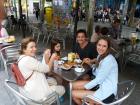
(77, 21, 140, 39)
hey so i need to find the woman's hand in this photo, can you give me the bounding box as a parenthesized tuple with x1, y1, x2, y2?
(44, 49, 51, 58)
(50, 53, 58, 61)
(44, 49, 51, 64)
(48, 53, 58, 71)
(83, 58, 98, 65)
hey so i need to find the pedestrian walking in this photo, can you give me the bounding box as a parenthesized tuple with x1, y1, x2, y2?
(35, 8, 40, 20)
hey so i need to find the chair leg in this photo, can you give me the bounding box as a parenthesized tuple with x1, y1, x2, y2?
(43, 34, 47, 43)
(32, 33, 35, 38)
(36, 33, 40, 43)
(46, 34, 51, 46)
(122, 58, 128, 72)
(29, 27, 32, 33)
(63, 39, 65, 50)
(119, 48, 127, 72)
(4, 62, 9, 79)
(56, 94, 60, 105)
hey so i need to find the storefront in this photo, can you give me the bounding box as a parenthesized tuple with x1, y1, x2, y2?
(52, 0, 72, 27)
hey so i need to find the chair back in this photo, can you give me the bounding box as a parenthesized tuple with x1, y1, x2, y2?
(123, 52, 140, 71)
(32, 26, 39, 32)
(82, 80, 136, 105)
(32, 27, 42, 43)
(0, 44, 20, 78)
(5, 79, 60, 105)
(127, 53, 140, 64)
(26, 23, 34, 33)
(3, 45, 20, 61)
(32, 27, 40, 37)
(114, 80, 136, 104)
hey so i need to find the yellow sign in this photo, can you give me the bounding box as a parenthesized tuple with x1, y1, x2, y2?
(44, 7, 53, 24)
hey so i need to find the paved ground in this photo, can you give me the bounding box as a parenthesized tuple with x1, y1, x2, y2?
(0, 14, 140, 105)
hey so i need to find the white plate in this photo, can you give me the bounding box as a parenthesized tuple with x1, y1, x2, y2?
(74, 67, 85, 73)
(60, 64, 72, 70)
(58, 60, 64, 65)
(61, 57, 68, 61)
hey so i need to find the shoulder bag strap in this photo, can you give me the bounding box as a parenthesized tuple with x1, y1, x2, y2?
(17, 55, 34, 81)
(17, 55, 26, 63)
(26, 71, 34, 81)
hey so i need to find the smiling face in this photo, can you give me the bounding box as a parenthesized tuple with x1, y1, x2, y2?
(54, 43, 61, 52)
(76, 32, 87, 45)
(97, 39, 108, 55)
(23, 41, 37, 57)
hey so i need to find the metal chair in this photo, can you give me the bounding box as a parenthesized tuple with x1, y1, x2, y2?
(32, 27, 42, 43)
(41, 26, 50, 44)
(82, 80, 136, 105)
(52, 30, 66, 50)
(0, 44, 20, 78)
(45, 28, 58, 46)
(26, 22, 34, 33)
(123, 46, 140, 70)
(5, 79, 60, 105)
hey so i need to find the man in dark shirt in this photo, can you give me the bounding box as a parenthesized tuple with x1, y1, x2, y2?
(73, 29, 98, 79)
(73, 29, 97, 60)
(74, 42, 97, 60)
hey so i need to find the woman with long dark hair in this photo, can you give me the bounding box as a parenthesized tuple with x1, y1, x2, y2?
(50, 38, 61, 57)
(43, 38, 63, 84)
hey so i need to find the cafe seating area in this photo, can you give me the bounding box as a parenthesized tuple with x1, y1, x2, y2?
(0, 18, 140, 105)
(0, 40, 138, 105)
(0, 46, 137, 105)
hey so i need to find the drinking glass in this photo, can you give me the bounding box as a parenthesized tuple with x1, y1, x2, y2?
(131, 32, 137, 45)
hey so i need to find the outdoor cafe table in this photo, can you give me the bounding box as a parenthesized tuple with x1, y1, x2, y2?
(53, 63, 91, 105)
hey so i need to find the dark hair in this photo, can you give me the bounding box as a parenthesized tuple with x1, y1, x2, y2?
(95, 36, 111, 67)
(95, 25, 101, 33)
(19, 37, 36, 54)
(50, 38, 61, 56)
(101, 27, 109, 36)
(114, 19, 120, 24)
(76, 29, 87, 38)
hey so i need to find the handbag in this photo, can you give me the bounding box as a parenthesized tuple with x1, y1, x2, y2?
(11, 56, 34, 86)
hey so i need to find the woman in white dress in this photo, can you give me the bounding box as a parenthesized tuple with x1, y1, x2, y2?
(18, 37, 65, 101)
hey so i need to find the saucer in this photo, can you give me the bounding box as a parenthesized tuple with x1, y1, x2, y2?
(74, 67, 85, 73)
(61, 57, 68, 61)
